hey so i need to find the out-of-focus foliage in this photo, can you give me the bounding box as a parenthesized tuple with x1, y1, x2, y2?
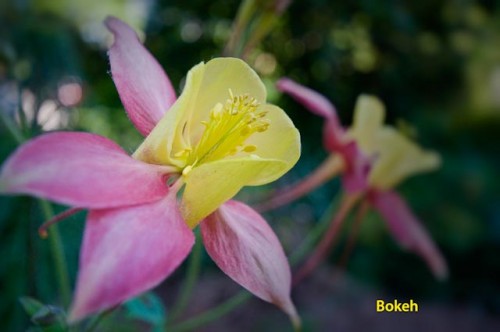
(0, 0, 499, 331)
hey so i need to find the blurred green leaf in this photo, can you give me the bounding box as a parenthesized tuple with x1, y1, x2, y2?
(19, 296, 45, 317)
(30, 305, 65, 327)
(19, 297, 66, 332)
(125, 293, 166, 331)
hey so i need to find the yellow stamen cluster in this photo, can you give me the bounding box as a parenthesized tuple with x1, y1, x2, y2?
(178, 90, 270, 175)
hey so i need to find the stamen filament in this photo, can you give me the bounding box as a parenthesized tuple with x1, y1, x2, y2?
(181, 90, 270, 172)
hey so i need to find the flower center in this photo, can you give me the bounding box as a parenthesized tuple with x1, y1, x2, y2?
(177, 89, 270, 176)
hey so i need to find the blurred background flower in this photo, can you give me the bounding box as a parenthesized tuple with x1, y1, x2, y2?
(0, 0, 499, 331)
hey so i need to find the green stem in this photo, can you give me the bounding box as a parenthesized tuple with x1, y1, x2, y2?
(85, 307, 116, 332)
(168, 292, 251, 332)
(292, 193, 360, 284)
(290, 194, 343, 265)
(0, 110, 26, 144)
(337, 200, 368, 270)
(169, 231, 203, 322)
(16, 84, 29, 137)
(240, 13, 277, 60)
(223, 0, 257, 57)
(0, 108, 72, 308)
(39, 200, 71, 307)
(167, 196, 343, 331)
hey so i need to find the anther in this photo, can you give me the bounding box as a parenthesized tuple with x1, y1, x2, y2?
(174, 148, 192, 158)
(210, 103, 223, 120)
(241, 126, 251, 136)
(256, 122, 270, 132)
(185, 90, 270, 166)
(243, 145, 257, 152)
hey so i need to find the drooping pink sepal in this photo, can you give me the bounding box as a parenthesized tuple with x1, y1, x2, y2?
(201, 200, 300, 326)
(276, 77, 369, 194)
(0, 132, 169, 208)
(68, 194, 194, 322)
(277, 77, 345, 150)
(277, 78, 337, 120)
(105, 16, 176, 136)
(370, 190, 448, 280)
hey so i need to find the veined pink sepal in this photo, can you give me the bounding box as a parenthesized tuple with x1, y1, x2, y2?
(201, 200, 300, 328)
(370, 190, 448, 280)
(105, 16, 176, 136)
(68, 193, 194, 322)
(0, 132, 169, 208)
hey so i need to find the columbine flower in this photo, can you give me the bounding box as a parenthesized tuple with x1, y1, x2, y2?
(268, 78, 447, 280)
(0, 17, 300, 324)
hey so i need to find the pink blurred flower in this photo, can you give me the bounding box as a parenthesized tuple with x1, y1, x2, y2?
(0, 17, 300, 325)
(272, 78, 448, 281)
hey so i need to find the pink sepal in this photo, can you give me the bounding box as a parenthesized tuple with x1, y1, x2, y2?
(68, 194, 194, 322)
(276, 78, 369, 193)
(277, 78, 345, 150)
(201, 200, 299, 325)
(105, 16, 176, 136)
(370, 190, 448, 280)
(0, 132, 169, 208)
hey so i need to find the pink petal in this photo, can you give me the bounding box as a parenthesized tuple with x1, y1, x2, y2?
(68, 194, 194, 322)
(0, 132, 169, 208)
(201, 201, 299, 326)
(370, 190, 448, 279)
(105, 16, 176, 136)
(277, 77, 345, 150)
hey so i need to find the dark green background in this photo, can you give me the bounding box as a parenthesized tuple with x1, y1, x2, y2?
(0, 0, 499, 331)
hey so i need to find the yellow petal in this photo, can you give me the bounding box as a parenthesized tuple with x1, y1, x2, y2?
(369, 126, 441, 190)
(242, 104, 300, 185)
(349, 94, 385, 155)
(133, 62, 206, 167)
(133, 58, 268, 168)
(186, 57, 267, 143)
(134, 57, 300, 227)
(181, 157, 287, 228)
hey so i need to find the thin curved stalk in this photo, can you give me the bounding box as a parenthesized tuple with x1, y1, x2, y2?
(84, 307, 117, 332)
(0, 109, 25, 144)
(1, 109, 71, 307)
(337, 200, 368, 270)
(168, 292, 251, 332)
(290, 193, 344, 265)
(39, 200, 72, 307)
(293, 193, 361, 285)
(223, 0, 256, 57)
(169, 231, 203, 322)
